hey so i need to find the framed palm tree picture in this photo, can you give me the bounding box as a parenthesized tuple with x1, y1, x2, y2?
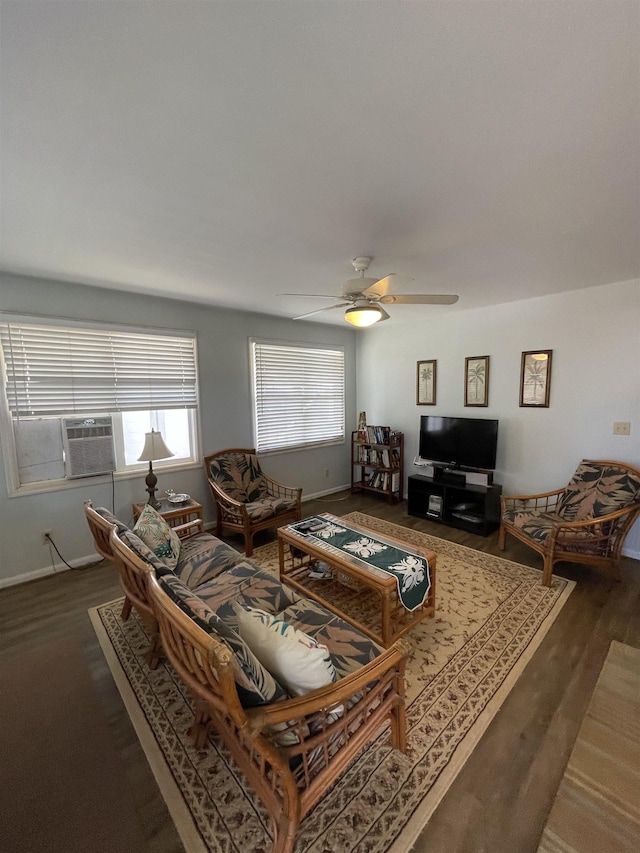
(520, 350, 552, 407)
(464, 355, 489, 406)
(417, 360, 437, 405)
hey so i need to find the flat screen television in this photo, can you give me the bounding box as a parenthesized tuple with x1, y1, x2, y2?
(419, 416, 498, 471)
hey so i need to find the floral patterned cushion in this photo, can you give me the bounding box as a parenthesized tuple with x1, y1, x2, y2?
(556, 460, 640, 521)
(232, 603, 338, 699)
(502, 509, 564, 544)
(160, 573, 287, 708)
(195, 560, 302, 622)
(132, 504, 181, 569)
(208, 452, 267, 502)
(245, 496, 299, 522)
(120, 528, 170, 576)
(278, 599, 383, 679)
(502, 508, 608, 554)
(175, 534, 244, 589)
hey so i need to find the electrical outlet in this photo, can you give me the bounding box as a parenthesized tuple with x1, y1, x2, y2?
(324, 468, 330, 478)
(41, 529, 52, 545)
(613, 421, 631, 436)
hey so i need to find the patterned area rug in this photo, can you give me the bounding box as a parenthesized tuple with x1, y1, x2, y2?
(90, 513, 574, 853)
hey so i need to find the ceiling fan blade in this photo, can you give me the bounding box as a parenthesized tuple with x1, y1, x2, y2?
(380, 293, 459, 305)
(343, 277, 380, 294)
(293, 302, 350, 320)
(377, 306, 391, 322)
(363, 273, 414, 299)
(280, 293, 345, 300)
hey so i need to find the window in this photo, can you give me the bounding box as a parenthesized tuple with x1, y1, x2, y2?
(251, 339, 345, 453)
(0, 319, 199, 493)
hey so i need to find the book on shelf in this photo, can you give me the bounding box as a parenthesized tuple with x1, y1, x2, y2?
(365, 471, 391, 490)
(361, 425, 392, 445)
(355, 444, 399, 470)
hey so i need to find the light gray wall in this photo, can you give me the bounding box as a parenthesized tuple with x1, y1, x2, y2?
(356, 278, 640, 558)
(2, 274, 638, 585)
(0, 273, 356, 585)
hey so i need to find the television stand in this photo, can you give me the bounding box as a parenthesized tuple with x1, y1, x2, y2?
(407, 473, 502, 536)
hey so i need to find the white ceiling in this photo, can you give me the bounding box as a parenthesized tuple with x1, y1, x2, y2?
(1, 1, 638, 324)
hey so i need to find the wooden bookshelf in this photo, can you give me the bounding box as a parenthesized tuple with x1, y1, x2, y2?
(351, 427, 404, 503)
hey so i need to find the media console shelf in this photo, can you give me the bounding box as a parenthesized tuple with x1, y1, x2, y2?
(407, 473, 502, 536)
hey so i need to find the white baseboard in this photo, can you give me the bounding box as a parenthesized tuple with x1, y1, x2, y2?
(0, 552, 103, 589)
(302, 484, 351, 501)
(622, 544, 640, 561)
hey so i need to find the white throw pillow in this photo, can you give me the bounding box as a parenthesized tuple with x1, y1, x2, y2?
(232, 603, 337, 698)
(133, 503, 181, 569)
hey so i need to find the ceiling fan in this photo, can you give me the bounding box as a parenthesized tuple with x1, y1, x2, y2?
(281, 258, 459, 326)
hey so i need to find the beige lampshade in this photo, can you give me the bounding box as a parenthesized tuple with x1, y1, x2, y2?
(137, 429, 174, 462)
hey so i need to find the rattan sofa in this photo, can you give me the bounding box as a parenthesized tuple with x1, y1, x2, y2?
(85, 500, 243, 667)
(87, 502, 408, 853)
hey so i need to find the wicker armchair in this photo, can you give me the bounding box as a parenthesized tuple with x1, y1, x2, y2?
(204, 448, 302, 555)
(138, 542, 408, 853)
(499, 459, 640, 586)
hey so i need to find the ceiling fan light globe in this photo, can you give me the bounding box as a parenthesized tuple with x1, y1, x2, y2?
(344, 302, 383, 327)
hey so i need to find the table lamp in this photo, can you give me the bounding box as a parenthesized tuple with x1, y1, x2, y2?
(137, 429, 174, 509)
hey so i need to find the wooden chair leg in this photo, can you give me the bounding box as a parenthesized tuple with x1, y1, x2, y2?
(541, 555, 554, 587)
(498, 524, 506, 550)
(188, 700, 212, 750)
(271, 812, 297, 853)
(145, 630, 163, 670)
(244, 531, 254, 556)
(390, 702, 407, 753)
(120, 596, 133, 621)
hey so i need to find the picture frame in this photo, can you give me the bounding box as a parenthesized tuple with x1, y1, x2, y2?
(464, 355, 490, 407)
(520, 349, 553, 407)
(416, 360, 437, 405)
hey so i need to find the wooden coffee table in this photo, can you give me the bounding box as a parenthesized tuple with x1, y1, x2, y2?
(278, 513, 436, 647)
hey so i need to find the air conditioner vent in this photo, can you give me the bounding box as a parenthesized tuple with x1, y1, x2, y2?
(63, 416, 116, 479)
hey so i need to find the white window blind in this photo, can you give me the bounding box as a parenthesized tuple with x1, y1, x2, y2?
(252, 340, 345, 453)
(0, 322, 198, 418)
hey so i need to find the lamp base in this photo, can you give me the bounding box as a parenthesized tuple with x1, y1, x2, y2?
(145, 463, 161, 510)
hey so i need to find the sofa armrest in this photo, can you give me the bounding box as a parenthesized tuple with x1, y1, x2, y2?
(173, 518, 205, 539)
(243, 639, 408, 784)
(245, 640, 408, 731)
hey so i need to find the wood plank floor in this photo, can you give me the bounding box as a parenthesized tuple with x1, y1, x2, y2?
(1, 491, 639, 853)
(537, 641, 640, 853)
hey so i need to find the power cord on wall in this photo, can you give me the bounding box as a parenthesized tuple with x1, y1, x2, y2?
(44, 532, 76, 570)
(314, 493, 352, 503)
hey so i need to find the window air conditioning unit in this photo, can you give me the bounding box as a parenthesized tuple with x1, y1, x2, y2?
(63, 416, 116, 479)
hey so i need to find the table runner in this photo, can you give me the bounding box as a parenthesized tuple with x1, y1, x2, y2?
(290, 514, 431, 611)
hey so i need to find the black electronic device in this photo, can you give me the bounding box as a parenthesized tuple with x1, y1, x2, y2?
(419, 415, 498, 471)
(436, 468, 466, 486)
(293, 519, 327, 535)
